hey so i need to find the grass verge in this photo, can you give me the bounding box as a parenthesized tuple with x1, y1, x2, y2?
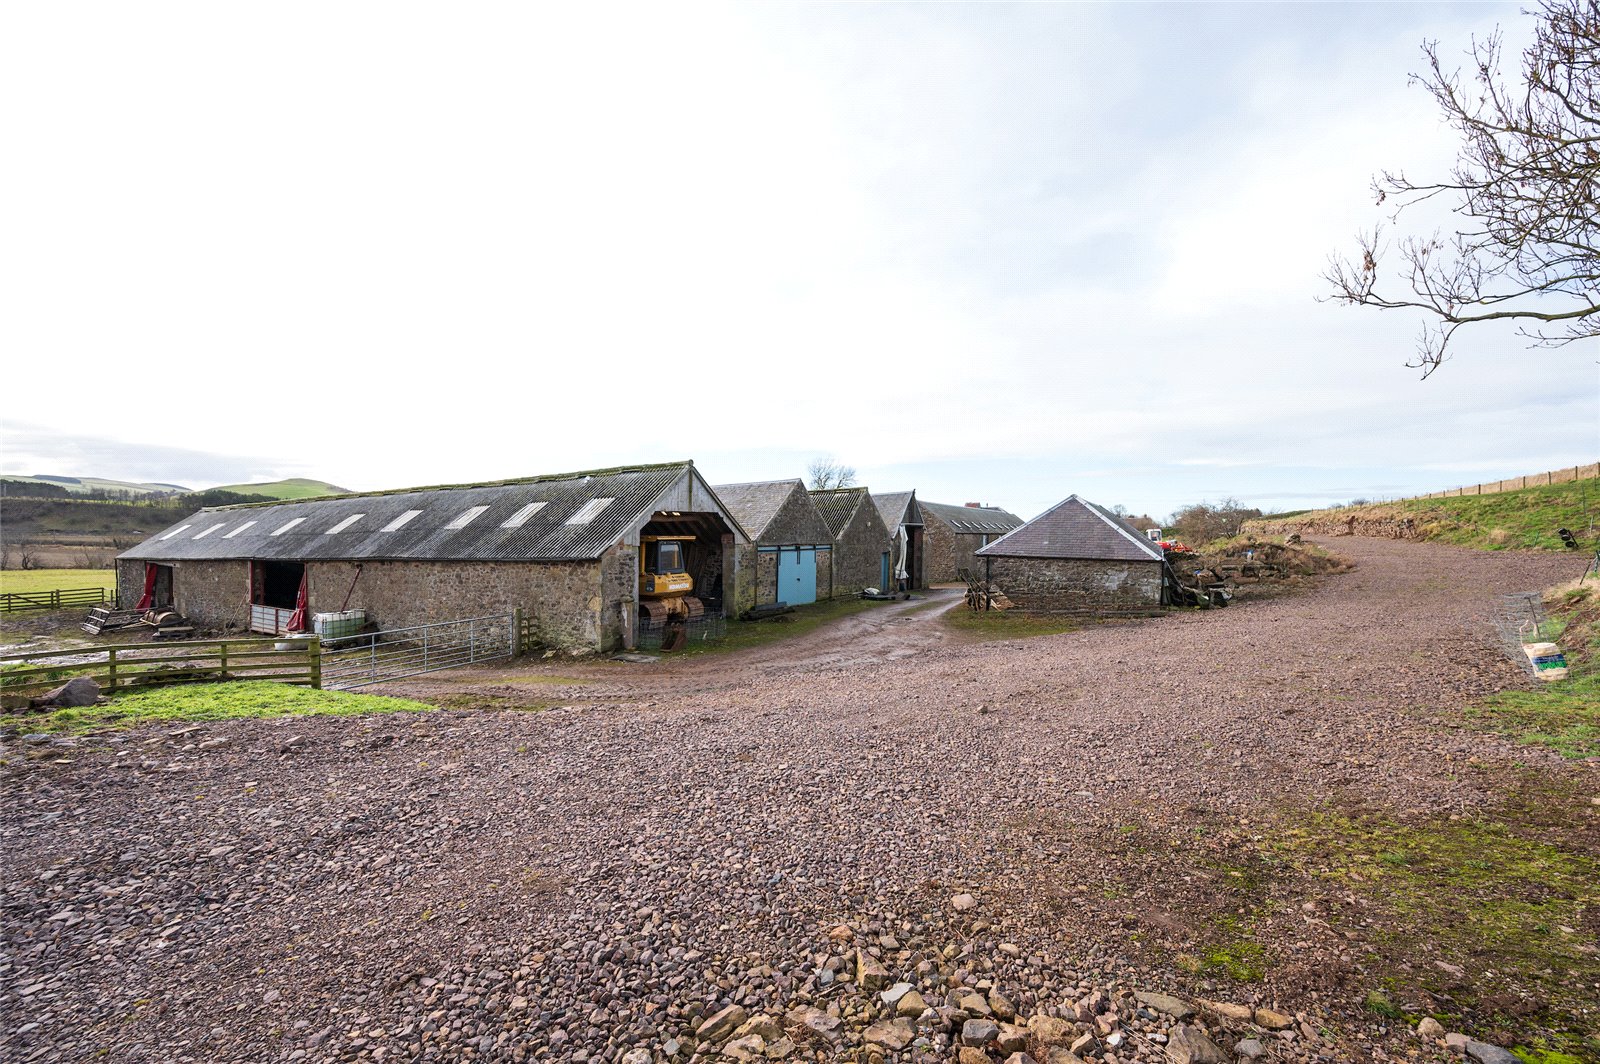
(1464, 579, 1600, 759)
(0, 568, 117, 595)
(0, 680, 435, 735)
(670, 597, 885, 657)
(942, 608, 1082, 640)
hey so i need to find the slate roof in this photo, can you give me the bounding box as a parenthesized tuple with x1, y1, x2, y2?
(919, 500, 1025, 535)
(873, 491, 921, 530)
(121, 462, 730, 564)
(809, 487, 870, 538)
(711, 480, 808, 541)
(976, 495, 1163, 562)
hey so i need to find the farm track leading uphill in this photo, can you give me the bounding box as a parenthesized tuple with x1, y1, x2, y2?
(2, 538, 1594, 1063)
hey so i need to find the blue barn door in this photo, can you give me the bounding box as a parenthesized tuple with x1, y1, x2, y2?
(778, 546, 817, 605)
(881, 552, 890, 590)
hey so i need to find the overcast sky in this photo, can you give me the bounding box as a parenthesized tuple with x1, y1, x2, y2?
(3, 2, 1595, 520)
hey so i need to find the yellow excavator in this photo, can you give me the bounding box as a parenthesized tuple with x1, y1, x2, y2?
(639, 535, 705, 631)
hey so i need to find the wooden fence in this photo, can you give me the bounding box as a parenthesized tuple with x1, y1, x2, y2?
(0, 586, 116, 614)
(0, 636, 322, 702)
(1415, 462, 1599, 500)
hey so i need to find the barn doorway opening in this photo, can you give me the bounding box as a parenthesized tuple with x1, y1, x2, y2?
(250, 561, 306, 634)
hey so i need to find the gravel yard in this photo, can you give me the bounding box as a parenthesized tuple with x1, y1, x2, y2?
(3, 537, 1595, 1064)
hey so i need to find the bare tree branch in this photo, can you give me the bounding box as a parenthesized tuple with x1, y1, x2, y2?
(1325, 0, 1600, 375)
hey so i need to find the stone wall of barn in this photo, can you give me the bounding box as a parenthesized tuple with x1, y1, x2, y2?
(118, 558, 247, 626)
(311, 558, 611, 651)
(923, 511, 993, 585)
(987, 557, 1163, 615)
(119, 556, 616, 650)
(832, 503, 891, 596)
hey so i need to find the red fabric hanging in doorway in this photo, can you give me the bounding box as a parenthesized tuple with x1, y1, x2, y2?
(136, 563, 159, 610)
(286, 570, 309, 632)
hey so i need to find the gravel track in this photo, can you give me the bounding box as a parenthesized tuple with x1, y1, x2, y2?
(2, 537, 1591, 1064)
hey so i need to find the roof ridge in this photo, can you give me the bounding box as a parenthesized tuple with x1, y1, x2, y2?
(206, 460, 694, 511)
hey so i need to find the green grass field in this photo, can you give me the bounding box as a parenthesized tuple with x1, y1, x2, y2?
(0, 680, 435, 736)
(0, 568, 116, 595)
(208, 478, 348, 500)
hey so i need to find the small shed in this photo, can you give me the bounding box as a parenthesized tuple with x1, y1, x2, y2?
(712, 479, 835, 608)
(809, 487, 892, 596)
(871, 491, 925, 590)
(975, 494, 1165, 615)
(920, 500, 1025, 584)
(117, 461, 750, 653)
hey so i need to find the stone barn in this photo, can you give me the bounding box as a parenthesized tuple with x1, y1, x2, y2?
(975, 494, 1165, 615)
(920, 500, 1024, 584)
(809, 486, 892, 596)
(712, 479, 834, 608)
(117, 461, 750, 653)
(872, 491, 925, 590)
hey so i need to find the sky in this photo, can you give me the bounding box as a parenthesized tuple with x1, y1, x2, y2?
(2, 1, 1595, 521)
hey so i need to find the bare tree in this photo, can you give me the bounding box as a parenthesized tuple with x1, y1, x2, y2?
(807, 457, 858, 490)
(1325, 0, 1600, 376)
(1168, 499, 1264, 544)
(13, 541, 42, 571)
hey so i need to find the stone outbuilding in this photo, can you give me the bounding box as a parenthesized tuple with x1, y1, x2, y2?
(975, 494, 1165, 615)
(117, 461, 750, 653)
(920, 500, 1025, 584)
(712, 479, 835, 608)
(871, 491, 925, 590)
(809, 487, 893, 596)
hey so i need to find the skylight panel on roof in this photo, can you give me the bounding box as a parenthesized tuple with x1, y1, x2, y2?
(382, 510, 423, 532)
(501, 502, 547, 528)
(223, 520, 256, 539)
(192, 522, 228, 540)
(445, 505, 489, 530)
(325, 514, 365, 535)
(271, 518, 306, 536)
(160, 524, 193, 540)
(565, 497, 615, 525)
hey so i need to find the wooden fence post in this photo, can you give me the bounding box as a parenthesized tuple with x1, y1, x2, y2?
(106, 648, 117, 691)
(513, 607, 524, 655)
(308, 637, 322, 689)
(219, 643, 229, 679)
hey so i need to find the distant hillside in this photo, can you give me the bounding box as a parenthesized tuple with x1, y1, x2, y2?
(207, 478, 348, 500)
(1247, 476, 1600, 551)
(6, 474, 190, 496)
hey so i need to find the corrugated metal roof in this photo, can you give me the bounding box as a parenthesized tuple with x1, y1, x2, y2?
(809, 487, 869, 538)
(711, 480, 803, 540)
(873, 491, 921, 530)
(120, 462, 705, 563)
(919, 500, 1024, 535)
(976, 495, 1163, 562)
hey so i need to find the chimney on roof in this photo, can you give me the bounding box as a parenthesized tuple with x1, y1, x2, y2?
(965, 502, 982, 508)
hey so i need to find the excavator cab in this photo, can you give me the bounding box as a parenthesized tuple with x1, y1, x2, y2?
(639, 536, 703, 644)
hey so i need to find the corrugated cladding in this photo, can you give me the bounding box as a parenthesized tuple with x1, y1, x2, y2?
(809, 487, 868, 538)
(121, 463, 695, 563)
(976, 495, 1161, 562)
(919, 500, 1024, 534)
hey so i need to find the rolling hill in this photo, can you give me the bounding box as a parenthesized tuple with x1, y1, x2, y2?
(207, 478, 349, 500)
(5, 475, 191, 496)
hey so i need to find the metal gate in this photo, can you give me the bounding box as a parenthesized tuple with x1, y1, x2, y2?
(321, 614, 516, 690)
